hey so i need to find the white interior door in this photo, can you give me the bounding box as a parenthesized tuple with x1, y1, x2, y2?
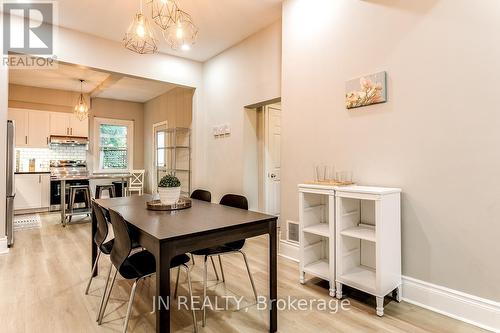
(265, 105, 281, 215)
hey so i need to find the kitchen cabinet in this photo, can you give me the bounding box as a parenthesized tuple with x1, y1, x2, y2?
(8, 108, 50, 148)
(69, 114, 89, 137)
(28, 111, 50, 147)
(14, 173, 50, 211)
(49, 112, 88, 137)
(49, 112, 70, 136)
(8, 108, 29, 147)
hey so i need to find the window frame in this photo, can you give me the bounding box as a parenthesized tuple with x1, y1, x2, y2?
(93, 117, 134, 173)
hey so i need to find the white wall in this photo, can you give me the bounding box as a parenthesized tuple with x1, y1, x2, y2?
(282, 0, 500, 301)
(202, 21, 282, 209)
(0, 32, 7, 244)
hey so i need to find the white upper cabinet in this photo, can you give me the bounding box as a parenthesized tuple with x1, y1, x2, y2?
(28, 111, 50, 147)
(49, 112, 71, 136)
(8, 108, 29, 147)
(69, 114, 89, 137)
(8, 108, 50, 148)
(50, 112, 89, 137)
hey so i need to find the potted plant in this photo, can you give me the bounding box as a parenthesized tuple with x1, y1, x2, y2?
(158, 174, 181, 205)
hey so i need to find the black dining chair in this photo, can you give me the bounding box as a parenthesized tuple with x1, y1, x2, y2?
(190, 189, 211, 203)
(86, 201, 116, 321)
(191, 194, 258, 327)
(98, 209, 198, 333)
(189, 189, 216, 269)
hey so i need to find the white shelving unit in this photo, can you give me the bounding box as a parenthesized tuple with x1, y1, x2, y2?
(334, 185, 402, 316)
(298, 184, 335, 297)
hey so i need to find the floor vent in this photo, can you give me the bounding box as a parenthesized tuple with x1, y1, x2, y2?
(13, 214, 42, 231)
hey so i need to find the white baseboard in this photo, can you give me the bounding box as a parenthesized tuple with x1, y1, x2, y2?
(278, 239, 299, 262)
(402, 276, 500, 332)
(0, 237, 9, 255)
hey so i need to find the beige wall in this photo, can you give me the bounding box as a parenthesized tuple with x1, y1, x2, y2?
(9, 84, 83, 112)
(201, 21, 281, 209)
(143, 87, 194, 193)
(89, 98, 144, 170)
(282, 0, 500, 301)
(8, 85, 145, 171)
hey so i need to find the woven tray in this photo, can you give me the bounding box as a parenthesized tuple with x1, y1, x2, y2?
(146, 197, 192, 211)
(305, 180, 355, 186)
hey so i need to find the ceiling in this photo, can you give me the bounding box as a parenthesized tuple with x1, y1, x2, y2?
(56, 0, 283, 62)
(9, 62, 177, 103)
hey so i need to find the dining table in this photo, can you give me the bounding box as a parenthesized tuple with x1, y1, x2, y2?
(93, 194, 278, 333)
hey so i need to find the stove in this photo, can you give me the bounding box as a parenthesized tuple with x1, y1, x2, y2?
(50, 160, 88, 180)
(50, 160, 89, 211)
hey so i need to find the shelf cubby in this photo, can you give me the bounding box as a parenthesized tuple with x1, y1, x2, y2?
(335, 186, 401, 316)
(298, 184, 335, 297)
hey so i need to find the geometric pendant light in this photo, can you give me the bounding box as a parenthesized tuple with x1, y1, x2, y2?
(74, 79, 89, 121)
(123, 0, 158, 54)
(161, 2, 198, 51)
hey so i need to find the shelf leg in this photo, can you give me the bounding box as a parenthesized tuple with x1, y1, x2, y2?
(329, 282, 336, 298)
(376, 296, 384, 316)
(299, 271, 305, 285)
(394, 285, 402, 303)
(335, 282, 342, 299)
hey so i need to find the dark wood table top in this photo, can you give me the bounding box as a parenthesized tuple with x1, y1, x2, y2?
(95, 195, 277, 241)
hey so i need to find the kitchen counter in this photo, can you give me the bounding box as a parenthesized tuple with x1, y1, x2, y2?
(15, 171, 51, 174)
(50, 173, 132, 181)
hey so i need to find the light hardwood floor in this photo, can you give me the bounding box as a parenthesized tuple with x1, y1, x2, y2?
(0, 213, 487, 333)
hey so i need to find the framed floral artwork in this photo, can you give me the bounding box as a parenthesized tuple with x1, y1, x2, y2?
(345, 71, 387, 109)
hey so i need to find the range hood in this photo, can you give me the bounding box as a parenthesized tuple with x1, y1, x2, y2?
(49, 135, 89, 147)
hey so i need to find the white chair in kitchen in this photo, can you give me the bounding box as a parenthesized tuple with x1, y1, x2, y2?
(126, 170, 144, 196)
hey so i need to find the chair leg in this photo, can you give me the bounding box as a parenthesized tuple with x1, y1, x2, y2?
(218, 255, 226, 283)
(122, 279, 139, 333)
(210, 256, 220, 281)
(99, 267, 118, 324)
(183, 264, 198, 333)
(96, 263, 113, 322)
(174, 266, 181, 299)
(203, 257, 208, 327)
(190, 253, 196, 266)
(85, 249, 101, 295)
(239, 251, 258, 301)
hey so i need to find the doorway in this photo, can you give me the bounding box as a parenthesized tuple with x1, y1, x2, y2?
(254, 102, 281, 216)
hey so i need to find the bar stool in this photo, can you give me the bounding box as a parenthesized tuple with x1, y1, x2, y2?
(68, 184, 91, 223)
(95, 184, 116, 199)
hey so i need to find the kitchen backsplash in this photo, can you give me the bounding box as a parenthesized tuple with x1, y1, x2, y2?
(16, 147, 87, 172)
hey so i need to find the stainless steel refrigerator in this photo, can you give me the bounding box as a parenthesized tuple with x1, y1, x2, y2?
(6, 120, 15, 246)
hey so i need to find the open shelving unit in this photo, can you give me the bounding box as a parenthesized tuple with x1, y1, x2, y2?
(334, 186, 401, 316)
(157, 127, 191, 196)
(298, 184, 335, 297)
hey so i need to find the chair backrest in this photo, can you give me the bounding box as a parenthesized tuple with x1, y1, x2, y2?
(129, 170, 145, 187)
(108, 209, 133, 271)
(92, 201, 109, 247)
(220, 194, 248, 250)
(220, 194, 248, 210)
(191, 189, 211, 202)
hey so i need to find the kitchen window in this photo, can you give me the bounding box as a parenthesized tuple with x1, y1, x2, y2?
(93, 117, 134, 173)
